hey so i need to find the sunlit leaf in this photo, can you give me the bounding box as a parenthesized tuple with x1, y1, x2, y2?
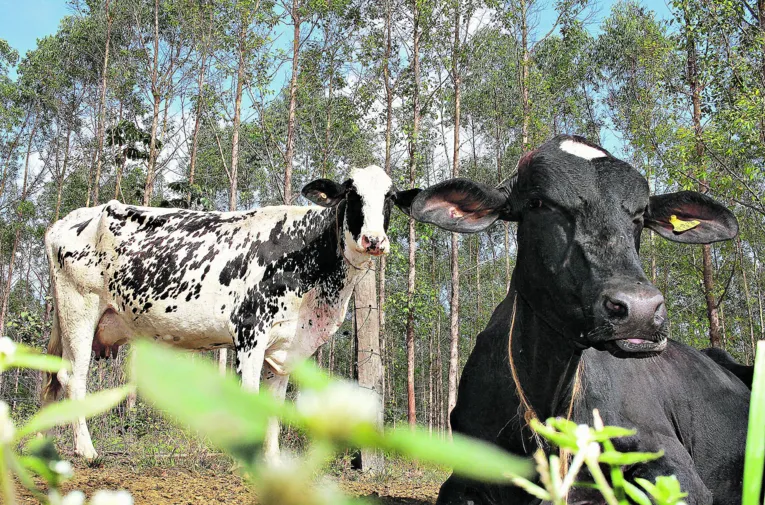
(17, 385, 132, 439)
(381, 427, 535, 483)
(131, 341, 286, 456)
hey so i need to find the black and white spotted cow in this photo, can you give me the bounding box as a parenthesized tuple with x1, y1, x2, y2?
(43, 165, 417, 460)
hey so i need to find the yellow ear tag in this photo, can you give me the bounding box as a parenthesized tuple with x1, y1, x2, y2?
(669, 215, 700, 232)
(319, 192, 327, 200)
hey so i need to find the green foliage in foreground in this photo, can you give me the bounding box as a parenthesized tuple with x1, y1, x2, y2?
(0, 337, 132, 505)
(2, 339, 764, 505)
(128, 341, 691, 505)
(743, 340, 765, 505)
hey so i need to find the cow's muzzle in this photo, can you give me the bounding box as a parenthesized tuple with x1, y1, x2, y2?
(360, 234, 389, 256)
(587, 280, 669, 357)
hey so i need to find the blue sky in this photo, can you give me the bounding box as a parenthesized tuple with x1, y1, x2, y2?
(0, 0, 70, 71)
(1, 0, 672, 62)
(0, 0, 673, 158)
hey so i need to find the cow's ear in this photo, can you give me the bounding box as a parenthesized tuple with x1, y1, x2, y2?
(302, 179, 347, 207)
(409, 178, 509, 233)
(645, 191, 738, 244)
(392, 188, 422, 216)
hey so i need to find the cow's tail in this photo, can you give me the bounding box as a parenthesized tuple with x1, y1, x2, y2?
(41, 312, 63, 404)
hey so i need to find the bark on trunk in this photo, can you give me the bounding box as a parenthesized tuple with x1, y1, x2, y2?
(0, 117, 37, 337)
(739, 239, 756, 363)
(405, 0, 421, 430)
(378, 0, 394, 412)
(187, 9, 213, 205)
(219, 14, 249, 375)
(143, 0, 162, 206)
(758, 0, 765, 143)
(92, 0, 113, 206)
(113, 102, 125, 200)
(684, 7, 721, 347)
(520, 0, 529, 150)
(447, 0, 461, 438)
(284, 0, 301, 205)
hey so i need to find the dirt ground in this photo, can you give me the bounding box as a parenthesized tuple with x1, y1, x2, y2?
(15, 463, 441, 504)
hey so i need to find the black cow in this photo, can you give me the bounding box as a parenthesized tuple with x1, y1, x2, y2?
(701, 348, 754, 389)
(409, 135, 747, 505)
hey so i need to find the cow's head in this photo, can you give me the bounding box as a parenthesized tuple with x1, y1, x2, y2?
(409, 135, 738, 358)
(302, 165, 419, 257)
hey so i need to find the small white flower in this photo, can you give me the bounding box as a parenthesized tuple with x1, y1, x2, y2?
(90, 490, 134, 505)
(296, 381, 380, 439)
(61, 491, 86, 505)
(50, 460, 74, 479)
(0, 401, 15, 443)
(0, 337, 17, 360)
(584, 441, 601, 461)
(574, 424, 592, 450)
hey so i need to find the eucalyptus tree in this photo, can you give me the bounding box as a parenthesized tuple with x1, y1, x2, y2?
(126, 0, 194, 205)
(594, 1, 678, 281)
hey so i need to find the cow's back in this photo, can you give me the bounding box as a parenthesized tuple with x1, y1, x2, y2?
(579, 342, 749, 502)
(46, 201, 333, 348)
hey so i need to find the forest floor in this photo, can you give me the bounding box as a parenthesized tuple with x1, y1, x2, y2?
(14, 460, 443, 504)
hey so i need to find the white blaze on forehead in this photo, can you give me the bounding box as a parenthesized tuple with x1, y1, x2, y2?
(559, 139, 607, 160)
(351, 165, 393, 238)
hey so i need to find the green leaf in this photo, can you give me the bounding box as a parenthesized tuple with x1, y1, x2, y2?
(623, 481, 653, 505)
(599, 450, 664, 466)
(529, 419, 578, 450)
(380, 427, 534, 483)
(592, 426, 636, 442)
(291, 359, 332, 391)
(131, 341, 285, 456)
(6, 352, 69, 373)
(16, 385, 132, 439)
(743, 340, 765, 505)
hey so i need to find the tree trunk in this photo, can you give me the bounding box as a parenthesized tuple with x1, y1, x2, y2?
(92, 0, 113, 206)
(0, 111, 30, 199)
(405, 0, 421, 430)
(322, 38, 334, 178)
(447, 0, 461, 438)
(284, 0, 301, 205)
(187, 9, 213, 205)
(520, 0, 530, 150)
(354, 266, 384, 472)
(738, 239, 756, 363)
(379, 0, 394, 413)
(55, 123, 73, 222)
(113, 102, 125, 200)
(0, 117, 37, 337)
(757, 262, 765, 341)
(684, 7, 721, 347)
(188, 55, 207, 205)
(758, 0, 765, 143)
(143, 0, 162, 206)
(219, 14, 249, 375)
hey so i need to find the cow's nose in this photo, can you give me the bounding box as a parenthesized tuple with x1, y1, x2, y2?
(361, 235, 387, 254)
(601, 285, 666, 331)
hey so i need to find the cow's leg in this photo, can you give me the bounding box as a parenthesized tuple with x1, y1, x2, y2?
(236, 343, 267, 393)
(55, 289, 101, 460)
(261, 364, 289, 462)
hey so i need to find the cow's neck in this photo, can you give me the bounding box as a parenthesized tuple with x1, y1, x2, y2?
(310, 204, 370, 302)
(508, 283, 583, 422)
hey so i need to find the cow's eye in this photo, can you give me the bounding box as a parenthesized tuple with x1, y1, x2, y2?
(528, 198, 544, 210)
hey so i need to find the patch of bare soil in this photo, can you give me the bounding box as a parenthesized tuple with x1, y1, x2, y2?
(15, 463, 439, 504)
